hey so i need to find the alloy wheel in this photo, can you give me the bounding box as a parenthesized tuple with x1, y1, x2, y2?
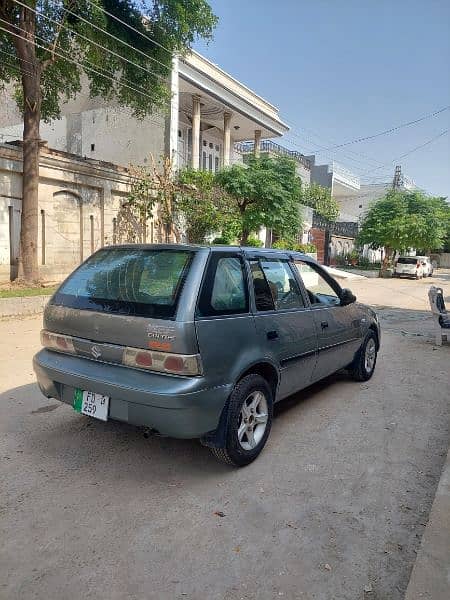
(237, 391, 269, 451)
(365, 338, 376, 373)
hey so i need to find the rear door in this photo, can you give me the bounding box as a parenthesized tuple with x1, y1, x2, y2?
(248, 255, 318, 400)
(293, 259, 362, 382)
(195, 251, 256, 388)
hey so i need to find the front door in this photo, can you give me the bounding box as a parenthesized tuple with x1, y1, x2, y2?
(248, 256, 318, 399)
(293, 259, 362, 382)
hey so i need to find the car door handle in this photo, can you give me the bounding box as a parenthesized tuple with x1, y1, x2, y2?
(321, 321, 329, 329)
(267, 330, 279, 340)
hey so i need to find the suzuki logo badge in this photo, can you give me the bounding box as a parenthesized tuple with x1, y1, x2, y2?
(91, 345, 102, 359)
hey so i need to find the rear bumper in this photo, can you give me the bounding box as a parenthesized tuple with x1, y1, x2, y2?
(33, 349, 232, 438)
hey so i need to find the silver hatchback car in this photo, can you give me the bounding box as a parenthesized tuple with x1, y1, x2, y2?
(34, 245, 380, 466)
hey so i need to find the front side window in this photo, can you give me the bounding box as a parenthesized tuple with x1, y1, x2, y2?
(294, 261, 340, 306)
(251, 258, 305, 311)
(197, 255, 248, 317)
(53, 248, 193, 318)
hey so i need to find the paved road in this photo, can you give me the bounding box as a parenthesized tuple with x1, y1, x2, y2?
(1, 275, 449, 600)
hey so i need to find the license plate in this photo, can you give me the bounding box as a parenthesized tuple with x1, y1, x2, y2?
(73, 389, 109, 421)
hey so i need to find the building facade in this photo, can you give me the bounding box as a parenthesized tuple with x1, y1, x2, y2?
(0, 143, 134, 282)
(0, 51, 290, 282)
(0, 51, 289, 173)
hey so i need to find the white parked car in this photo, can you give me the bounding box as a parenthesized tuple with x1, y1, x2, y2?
(394, 256, 433, 279)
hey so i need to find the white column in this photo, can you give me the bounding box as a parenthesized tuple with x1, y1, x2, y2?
(254, 129, 261, 157)
(223, 112, 231, 167)
(191, 94, 201, 170)
(169, 56, 179, 171)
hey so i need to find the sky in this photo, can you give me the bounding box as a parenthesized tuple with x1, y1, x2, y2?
(194, 0, 450, 197)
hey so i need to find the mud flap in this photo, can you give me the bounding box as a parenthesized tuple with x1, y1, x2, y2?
(200, 397, 231, 448)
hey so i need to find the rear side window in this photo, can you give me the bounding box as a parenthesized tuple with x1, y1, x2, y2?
(197, 254, 248, 317)
(250, 258, 305, 311)
(397, 257, 417, 264)
(250, 261, 275, 311)
(52, 248, 193, 318)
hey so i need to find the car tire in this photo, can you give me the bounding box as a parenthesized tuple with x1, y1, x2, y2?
(210, 374, 273, 467)
(348, 330, 378, 382)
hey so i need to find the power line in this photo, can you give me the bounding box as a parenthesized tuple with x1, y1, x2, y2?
(283, 121, 384, 168)
(0, 20, 161, 103)
(6, 17, 164, 97)
(283, 132, 383, 171)
(50, 1, 173, 71)
(280, 132, 379, 177)
(362, 129, 449, 175)
(11, 0, 171, 84)
(323, 106, 450, 150)
(83, 0, 174, 57)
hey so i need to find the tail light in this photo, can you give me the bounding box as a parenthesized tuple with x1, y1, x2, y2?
(41, 330, 76, 354)
(123, 347, 202, 376)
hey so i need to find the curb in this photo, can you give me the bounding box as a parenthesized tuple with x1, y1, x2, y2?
(0, 295, 49, 318)
(405, 445, 450, 599)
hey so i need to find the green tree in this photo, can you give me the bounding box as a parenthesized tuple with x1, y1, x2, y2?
(215, 155, 302, 245)
(357, 190, 449, 273)
(176, 167, 237, 244)
(300, 182, 339, 222)
(0, 0, 217, 282)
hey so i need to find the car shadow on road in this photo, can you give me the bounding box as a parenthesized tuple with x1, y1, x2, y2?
(2, 376, 340, 479)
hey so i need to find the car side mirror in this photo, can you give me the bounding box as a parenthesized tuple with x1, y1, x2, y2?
(340, 288, 356, 306)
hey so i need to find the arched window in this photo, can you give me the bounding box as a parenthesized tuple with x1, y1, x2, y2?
(52, 189, 83, 265)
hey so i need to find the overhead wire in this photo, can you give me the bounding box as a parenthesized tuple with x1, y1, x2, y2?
(83, 0, 174, 57)
(361, 129, 449, 176)
(322, 106, 450, 150)
(44, 0, 173, 70)
(283, 122, 384, 168)
(11, 0, 171, 85)
(0, 20, 163, 104)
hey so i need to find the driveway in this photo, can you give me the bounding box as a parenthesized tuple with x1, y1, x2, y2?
(1, 274, 449, 600)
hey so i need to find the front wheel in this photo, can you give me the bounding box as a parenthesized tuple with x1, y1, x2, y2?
(348, 331, 378, 382)
(211, 374, 273, 467)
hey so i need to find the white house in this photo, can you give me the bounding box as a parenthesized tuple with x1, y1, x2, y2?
(0, 51, 290, 282)
(0, 51, 289, 172)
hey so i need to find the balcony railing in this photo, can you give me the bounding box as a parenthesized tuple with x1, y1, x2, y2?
(234, 140, 311, 170)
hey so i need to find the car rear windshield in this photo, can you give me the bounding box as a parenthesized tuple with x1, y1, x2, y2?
(397, 257, 418, 264)
(52, 248, 194, 318)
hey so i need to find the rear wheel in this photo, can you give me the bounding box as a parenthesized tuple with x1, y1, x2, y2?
(348, 331, 378, 382)
(211, 374, 273, 467)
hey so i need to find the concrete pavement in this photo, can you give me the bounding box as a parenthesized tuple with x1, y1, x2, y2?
(1, 275, 449, 600)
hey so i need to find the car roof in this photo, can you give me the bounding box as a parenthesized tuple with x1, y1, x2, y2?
(100, 243, 312, 260)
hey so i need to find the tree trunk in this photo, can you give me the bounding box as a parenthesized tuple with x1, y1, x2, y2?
(11, 4, 41, 283)
(379, 246, 393, 277)
(20, 75, 41, 282)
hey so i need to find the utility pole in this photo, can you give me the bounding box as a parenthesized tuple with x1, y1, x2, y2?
(392, 165, 402, 190)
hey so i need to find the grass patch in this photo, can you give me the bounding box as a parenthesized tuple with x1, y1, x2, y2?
(0, 286, 57, 299)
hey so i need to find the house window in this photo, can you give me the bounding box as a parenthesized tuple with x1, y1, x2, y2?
(209, 142, 213, 149)
(208, 154, 213, 172)
(178, 129, 182, 138)
(215, 156, 219, 172)
(359, 204, 362, 209)
(90, 143, 95, 151)
(203, 140, 207, 147)
(202, 151, 207, 170)
(215, 145, 219, 152)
